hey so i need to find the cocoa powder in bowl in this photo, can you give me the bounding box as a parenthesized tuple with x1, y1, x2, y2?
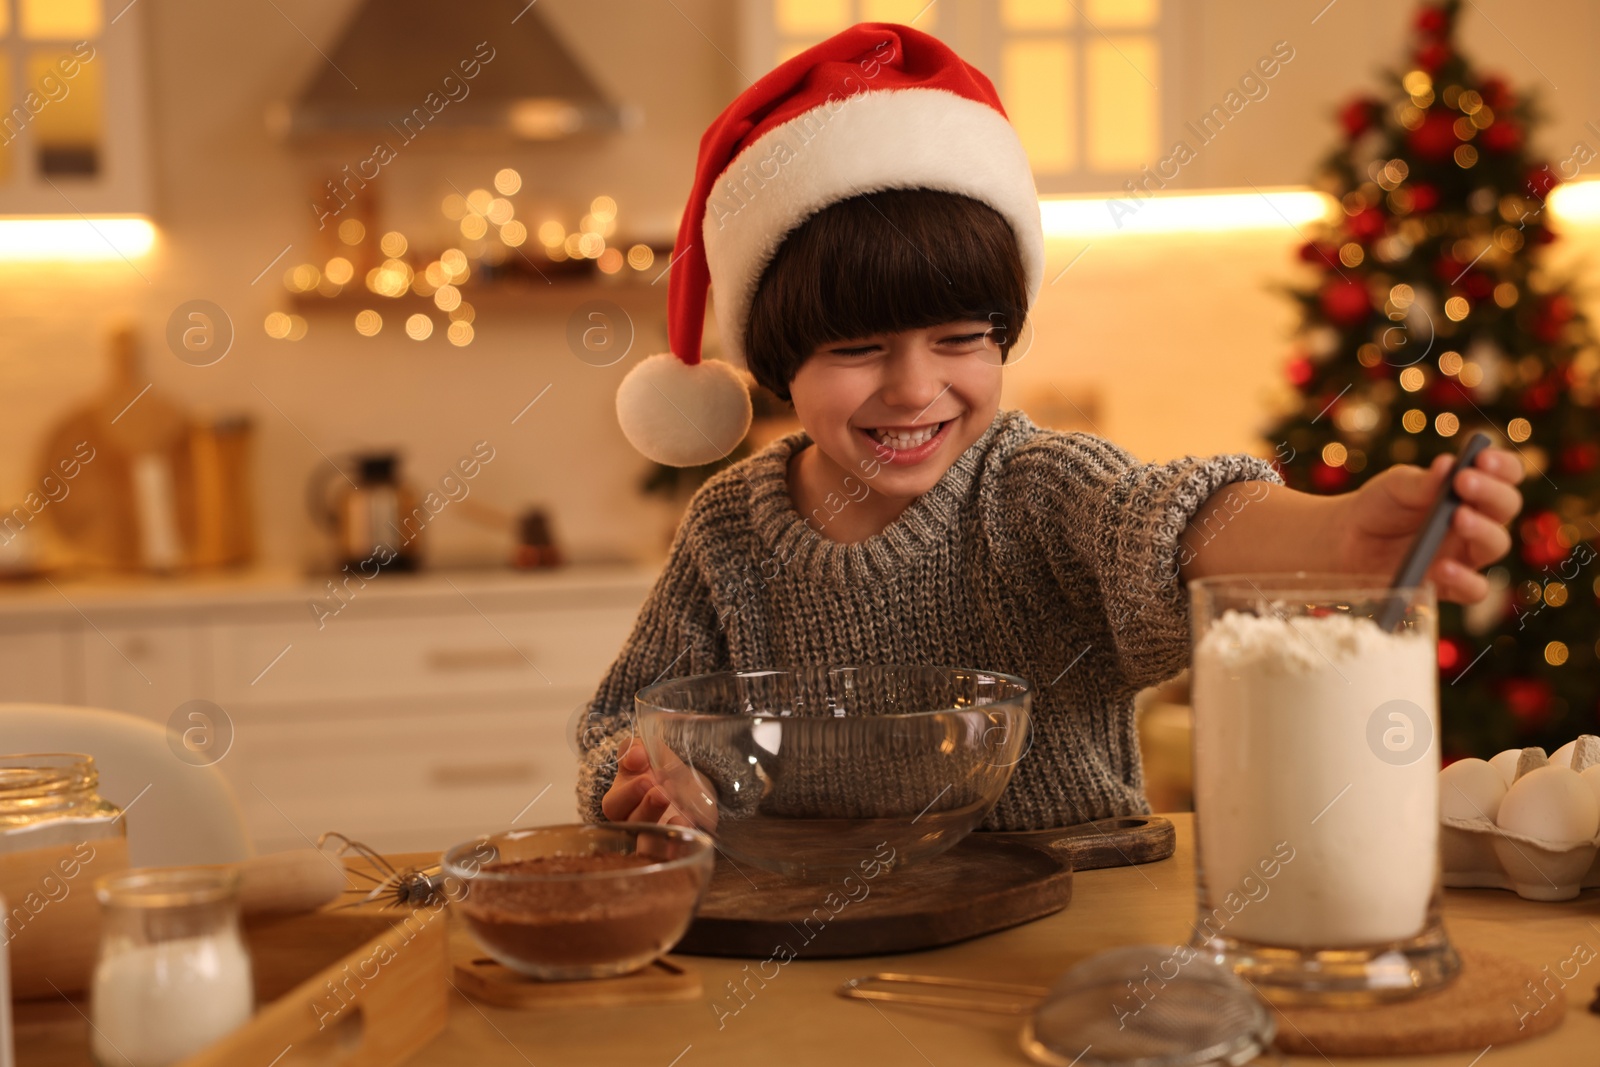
(457, 852, 705, 976)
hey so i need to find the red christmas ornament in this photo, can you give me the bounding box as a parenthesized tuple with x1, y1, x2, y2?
(1559, 441, 1599, 474)
(1298, 241, 1338, 267)
(1428, 377, 1474, 407)
(1408, 110, 1458, 160)
(1415, 40, 1451, 72)
(1286, 356, 1314, 387)
(1533, 294, 1573, 344)
(1320, 278, 1370, 326)
(1462, 271, 1495, 300)
(1522, 372, 1560, 413)
(1438, 636, 1465, 672)
(1346, 206, 1386, 243)
(1481, 119, 1524, 154)
(1415, 5, 1449, 34)
(1480, 75, 1514, 112)
(1500, 677, 1553, 726)
(1310, 460, 1350, 492)
(1409, 183, 1440, 212)
(1339, 97, 1379, 139)
(1519, 511, 1567, 567)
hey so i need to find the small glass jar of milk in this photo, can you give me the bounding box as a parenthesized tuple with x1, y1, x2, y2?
(1188, 574, 1460, 1005)
(90, 867, 253, 1066)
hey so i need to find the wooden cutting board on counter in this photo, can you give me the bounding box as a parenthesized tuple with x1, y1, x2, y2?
(676, 816, 1173, 959)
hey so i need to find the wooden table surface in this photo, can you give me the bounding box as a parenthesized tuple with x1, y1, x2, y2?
(422, 813, 1600, 1067)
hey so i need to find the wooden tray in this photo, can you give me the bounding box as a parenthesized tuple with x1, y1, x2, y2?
(675, 835, 1073, 959)
(11, 907, 449, 1067)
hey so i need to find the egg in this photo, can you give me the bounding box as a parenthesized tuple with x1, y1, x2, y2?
(1439, 758, 1507, 823)
(1583, 766, 1600, 813)
(1498, 765, 1600, 844)
(1551, 740, 1577, 768)
(1489, 748, 1523, 786)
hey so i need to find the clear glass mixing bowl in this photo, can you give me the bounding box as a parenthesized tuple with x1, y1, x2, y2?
(636, 666, 1032, 879)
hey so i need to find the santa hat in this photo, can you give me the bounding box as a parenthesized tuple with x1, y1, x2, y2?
(616, 21, 1045, 467)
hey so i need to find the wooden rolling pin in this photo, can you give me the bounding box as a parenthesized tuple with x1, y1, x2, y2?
(234, 847, 352, 916)
(6, 847, 352, 1000)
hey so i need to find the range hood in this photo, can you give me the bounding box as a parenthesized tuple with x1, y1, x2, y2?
(283, 0, 631, 141)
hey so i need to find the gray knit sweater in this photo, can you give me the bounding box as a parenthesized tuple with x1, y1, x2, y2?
(576, 409, 1282, 831)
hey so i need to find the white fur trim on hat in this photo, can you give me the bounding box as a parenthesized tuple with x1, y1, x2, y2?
(701, 87, 1044, 371)
(616, 353, 753, 467)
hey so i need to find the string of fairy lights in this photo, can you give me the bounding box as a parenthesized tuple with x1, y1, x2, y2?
(266, 167, 662, 345)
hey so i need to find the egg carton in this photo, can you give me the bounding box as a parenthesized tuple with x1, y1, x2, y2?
(1441, 816, 1600, 901)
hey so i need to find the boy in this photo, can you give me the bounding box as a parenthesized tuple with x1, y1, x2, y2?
(584, 24, 1521, 830)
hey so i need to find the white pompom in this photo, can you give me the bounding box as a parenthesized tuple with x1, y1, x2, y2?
(616, 353, 753, 467)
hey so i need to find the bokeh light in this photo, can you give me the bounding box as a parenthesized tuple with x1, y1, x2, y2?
(494, 168, 522, 195)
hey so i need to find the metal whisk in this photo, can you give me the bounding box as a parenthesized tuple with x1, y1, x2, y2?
(318, 831, 449, 909)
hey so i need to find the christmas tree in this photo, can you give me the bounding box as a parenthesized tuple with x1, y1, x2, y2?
(1263, 0, 1600, 758)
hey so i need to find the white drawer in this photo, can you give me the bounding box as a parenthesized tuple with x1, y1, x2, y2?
(219, 704, 582, 855)
(80, 623, 205, 722)
(210, 606, 636, 705)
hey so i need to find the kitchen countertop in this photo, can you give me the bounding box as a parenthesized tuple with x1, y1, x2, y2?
(427, 813, 1598, 1066)
(0, 563, 658, 618)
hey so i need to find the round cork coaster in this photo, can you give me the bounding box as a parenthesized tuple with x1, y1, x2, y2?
(1271, 948, 1565, 1056)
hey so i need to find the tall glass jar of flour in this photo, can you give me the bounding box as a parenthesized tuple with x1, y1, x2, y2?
(1189, 574, 1460, 1005)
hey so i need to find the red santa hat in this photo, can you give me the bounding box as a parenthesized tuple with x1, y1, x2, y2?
(616, 21, 1045, 466)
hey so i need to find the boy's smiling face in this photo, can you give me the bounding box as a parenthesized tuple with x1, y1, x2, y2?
(787, 318, 1005, 503)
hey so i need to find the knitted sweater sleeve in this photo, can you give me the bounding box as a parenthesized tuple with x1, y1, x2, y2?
(1007, 431, 1284, 691)
(574, 510, 726, 824)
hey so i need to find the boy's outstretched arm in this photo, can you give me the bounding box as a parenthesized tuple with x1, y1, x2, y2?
(1177, 447, 1524, 604)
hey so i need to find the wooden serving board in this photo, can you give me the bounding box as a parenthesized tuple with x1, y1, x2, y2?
(675, 816, 1173, 960)
(981, 815, 1176, 870)
(675, 836, 1073, 959)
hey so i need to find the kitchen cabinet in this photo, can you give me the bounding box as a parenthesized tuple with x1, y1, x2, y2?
(81, 621, 206, 722)
(0, 567, 652, 853)
(0, 621, 73, 702)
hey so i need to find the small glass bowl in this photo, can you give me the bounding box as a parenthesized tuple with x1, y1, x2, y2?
(442, 823, 714, 981)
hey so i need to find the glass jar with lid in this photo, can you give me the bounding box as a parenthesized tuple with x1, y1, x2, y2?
(0, 753, 131, 999)
(1, 753, 125, 852)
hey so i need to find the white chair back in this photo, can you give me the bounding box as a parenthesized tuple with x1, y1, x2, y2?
(0, 703, 251, 866)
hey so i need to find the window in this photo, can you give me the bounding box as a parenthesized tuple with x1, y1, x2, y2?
(743, 0, 1181, 194)
(0, 0, 150, 214)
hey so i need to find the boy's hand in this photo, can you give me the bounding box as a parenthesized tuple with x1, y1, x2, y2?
(1339, 445, 1524, 603)
(600, 738, 694, 827)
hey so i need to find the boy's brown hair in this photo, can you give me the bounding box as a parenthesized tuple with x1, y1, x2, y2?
(743, 188, 1030, 403)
